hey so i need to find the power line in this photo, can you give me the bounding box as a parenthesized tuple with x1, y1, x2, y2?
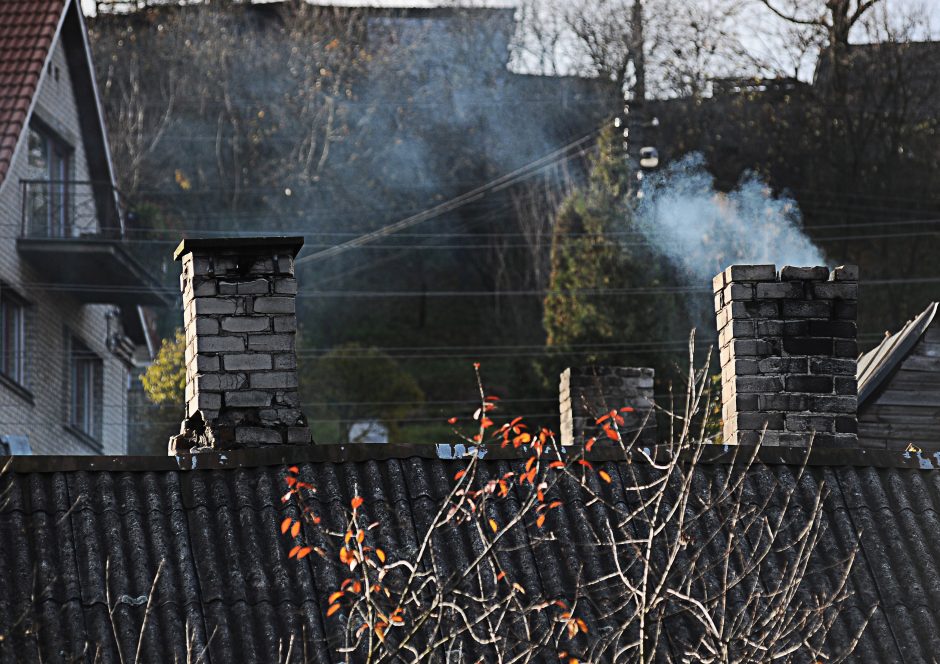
(294, 125, 606, 265)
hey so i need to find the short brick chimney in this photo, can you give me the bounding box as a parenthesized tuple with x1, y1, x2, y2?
(713, 264, 858, 447)
(559, 366, 657, 446)
(169, 237, 311, 453)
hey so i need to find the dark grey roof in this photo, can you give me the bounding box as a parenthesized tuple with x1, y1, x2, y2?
(1, 444, 940, 662)
(858, 302, 938, 406)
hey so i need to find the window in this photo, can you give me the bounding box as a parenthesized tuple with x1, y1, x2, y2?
(0, 291, 28, 387)
(26, 124, 71, 237)
(69, 337, 102, 442)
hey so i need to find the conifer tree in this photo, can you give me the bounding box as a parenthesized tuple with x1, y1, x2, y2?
(543, 127, 684, 379)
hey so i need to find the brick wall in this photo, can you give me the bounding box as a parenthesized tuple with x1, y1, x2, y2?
(0, 36, 127, 454)
(559, 366, 657, 446)
(171, 238, 311, 452)
(714, 264, 858, 447)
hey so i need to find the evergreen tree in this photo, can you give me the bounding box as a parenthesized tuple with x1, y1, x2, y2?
(543, 127, 685, 380)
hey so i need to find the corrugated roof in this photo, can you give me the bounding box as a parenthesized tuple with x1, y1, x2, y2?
(857, 302, 938, 406)
(1, 444, 940, 662)
(0, 0, 66, 184)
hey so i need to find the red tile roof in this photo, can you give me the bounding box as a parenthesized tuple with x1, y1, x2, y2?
(0, 0, 66, 184)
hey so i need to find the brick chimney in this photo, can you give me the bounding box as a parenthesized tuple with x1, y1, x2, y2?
(559, 366, 657, 446)
(713, 264, 858, 447)
(169, 237, 311, 453)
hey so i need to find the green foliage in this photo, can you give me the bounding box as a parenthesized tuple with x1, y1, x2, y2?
(141, 329, 186, 406)
(543, 126, 684, 376)
(301, 343, 424, 444)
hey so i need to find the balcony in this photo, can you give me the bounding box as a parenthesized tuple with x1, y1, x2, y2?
(17, 180, 171, 312)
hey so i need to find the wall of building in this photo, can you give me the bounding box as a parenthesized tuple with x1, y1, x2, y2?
(0, 35, 128, 454)
(858, 321, 940, 450)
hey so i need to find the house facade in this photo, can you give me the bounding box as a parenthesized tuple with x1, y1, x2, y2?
(0, 0, 167, 454)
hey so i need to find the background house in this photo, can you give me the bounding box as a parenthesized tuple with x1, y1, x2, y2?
(0, 0, 168, 454)
(857, 302, 940, 449)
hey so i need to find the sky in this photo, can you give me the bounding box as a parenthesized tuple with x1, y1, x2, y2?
(80, 0, 939, 83)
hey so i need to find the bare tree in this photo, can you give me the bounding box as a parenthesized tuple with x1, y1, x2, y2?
(279, 343, 868, 662)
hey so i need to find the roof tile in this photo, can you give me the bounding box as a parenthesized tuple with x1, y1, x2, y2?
(0, 0, 66, 183)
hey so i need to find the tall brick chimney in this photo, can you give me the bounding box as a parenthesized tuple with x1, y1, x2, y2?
(559, 366, 657, 446)
(713, 264, 858, 447)
(169, 237, 311, 453)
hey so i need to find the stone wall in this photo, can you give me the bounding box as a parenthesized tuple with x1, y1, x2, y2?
(559, 366, 657, 446)
(714, 264, 858, 447)
(170, 238, 311, 452)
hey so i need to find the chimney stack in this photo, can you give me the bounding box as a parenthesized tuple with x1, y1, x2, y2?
(559, 366, 657, 446)
(169, 237, 310, 453)
(713, 264, 858, 447)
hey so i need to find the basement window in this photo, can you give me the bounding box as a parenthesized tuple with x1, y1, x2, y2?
(68, 337, 103, 443)
(0, 289, 28, 388)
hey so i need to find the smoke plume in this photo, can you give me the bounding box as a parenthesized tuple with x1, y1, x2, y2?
(634, 153, 824, 282)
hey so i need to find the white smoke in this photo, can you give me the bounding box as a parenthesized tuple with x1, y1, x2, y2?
(634, 153, 825, 282)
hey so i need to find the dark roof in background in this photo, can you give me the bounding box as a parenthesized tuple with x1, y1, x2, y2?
(857, 301, 938, 406)
(0, 0, 65, 184)
(2, 444, 940, 662)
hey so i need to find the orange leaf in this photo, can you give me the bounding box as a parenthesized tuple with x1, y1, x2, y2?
(291, 520, 301, 537)
(328, 590, 344, 604)
(288, 466, 299, 474)
(297, 546, 311, 559)
(620, 406, 634, 413)
(598, 470, 612, 483)
(536, 514, 546, 529)
(376, 548, 386, 563)
(496, 571, 506, 582)
(595, 412, 611, 425)
(281, 491, 292, 503)
(603, 425, 619, 441)
(447, 416, 458, 424)
(357, 530, 365, 544)
(326, 603, 341, 617)
(489, 518, 498, 533)
(585, 437, 596, 452)
(351, 496, 364, 510)
(578, 460, 593, 470)
(485, 395, 500, 402)
(549, 461, 565, 469)
(280, 517, 292, 534)
(289, 545, 300, 558)
(454, 469, 466, 481)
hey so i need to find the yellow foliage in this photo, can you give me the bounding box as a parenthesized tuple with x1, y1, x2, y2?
(140, 329, 186, 406)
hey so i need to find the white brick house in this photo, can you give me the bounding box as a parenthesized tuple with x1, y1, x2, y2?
(0, 0, 167, 454)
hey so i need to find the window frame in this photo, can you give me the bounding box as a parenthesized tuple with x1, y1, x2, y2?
(66, 334, 103, 447)
(0, 288, 29, 389)
(26, 122, 73, 237)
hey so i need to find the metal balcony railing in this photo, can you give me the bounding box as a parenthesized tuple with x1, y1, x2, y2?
(20, 180, 124, 240)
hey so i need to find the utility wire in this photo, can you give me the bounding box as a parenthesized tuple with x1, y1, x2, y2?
(294, 126, 605, 265)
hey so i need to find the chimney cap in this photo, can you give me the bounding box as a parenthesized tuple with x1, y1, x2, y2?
(174, 236, 305, 262)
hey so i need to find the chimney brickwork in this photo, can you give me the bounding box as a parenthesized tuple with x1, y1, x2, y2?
(559, 366, 657, 446)
(169, 237, 311, 453)
(713, 264, 858, 447)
